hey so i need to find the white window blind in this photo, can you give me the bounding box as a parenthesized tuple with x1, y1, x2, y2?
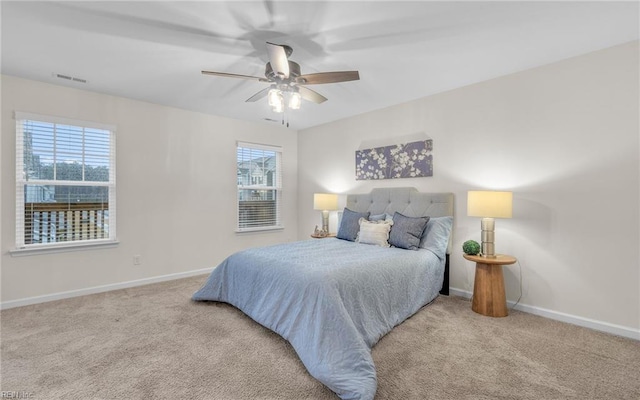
(15, 111, 117, 249)
(237, 141, 283, 232)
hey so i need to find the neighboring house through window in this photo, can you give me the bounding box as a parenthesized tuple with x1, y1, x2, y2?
(14, 112, 117, 249)
(236, 142, 282, 232)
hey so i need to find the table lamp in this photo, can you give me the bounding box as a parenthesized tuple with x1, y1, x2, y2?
(467, 191, 512, 258)
(313, 193, 338, 234)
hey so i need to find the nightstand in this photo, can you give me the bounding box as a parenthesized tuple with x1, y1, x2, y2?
(463, 254, 517, 317)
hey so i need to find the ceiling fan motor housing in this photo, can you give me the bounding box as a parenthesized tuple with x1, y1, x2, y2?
(265, 61, 301, 82)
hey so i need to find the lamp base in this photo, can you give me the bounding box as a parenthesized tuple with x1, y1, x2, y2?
(480, 217, 496, 258)
(321, 210, 330, 234)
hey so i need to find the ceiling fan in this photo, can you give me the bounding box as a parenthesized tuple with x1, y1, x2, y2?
(202, 42, 359, 113)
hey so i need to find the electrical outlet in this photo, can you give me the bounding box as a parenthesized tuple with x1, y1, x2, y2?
(133, 255, 142, 265)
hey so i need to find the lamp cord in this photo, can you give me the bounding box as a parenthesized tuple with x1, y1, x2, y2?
(509, 259, 523, 311)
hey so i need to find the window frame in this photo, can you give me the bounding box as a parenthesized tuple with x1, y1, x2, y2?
(13, 111, 117, 254)
(236, 141, 283, 233)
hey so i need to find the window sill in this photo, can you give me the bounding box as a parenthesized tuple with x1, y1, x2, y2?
(9, 240, 120, 257)
(235, 226, 284, 234)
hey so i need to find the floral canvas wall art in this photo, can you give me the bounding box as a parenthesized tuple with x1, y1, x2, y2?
(355, 139, 433, 180)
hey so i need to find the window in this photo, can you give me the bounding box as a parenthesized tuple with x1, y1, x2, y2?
(236, 142, 282, 232)
(15, 112, 116, 249)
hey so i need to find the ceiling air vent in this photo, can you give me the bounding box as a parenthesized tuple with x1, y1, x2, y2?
(53, 73, 87, 84)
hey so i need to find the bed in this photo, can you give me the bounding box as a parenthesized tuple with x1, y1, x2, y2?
(192, 188, 454, 400)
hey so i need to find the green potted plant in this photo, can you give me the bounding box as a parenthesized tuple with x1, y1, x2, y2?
(462, 240, 481, 256)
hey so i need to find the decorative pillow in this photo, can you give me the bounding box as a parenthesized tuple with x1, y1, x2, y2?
(419, 216, 453, 260)
(336, 208, 370, 242)
(369, 213, 393, 222)
(389, 212, 430, 250)
(357, 218, 393, 247)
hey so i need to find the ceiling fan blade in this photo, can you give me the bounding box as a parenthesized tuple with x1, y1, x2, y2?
(296, 71, 360, 85)
(266, 42, 290, 79)
(298, 86, 327, 104)
(245, 87, 270, 102)
(202, 70, 268, 82)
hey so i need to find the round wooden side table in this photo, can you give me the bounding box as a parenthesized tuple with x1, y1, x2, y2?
(463, 254, 517, 317)
(310, 233, 336, 239)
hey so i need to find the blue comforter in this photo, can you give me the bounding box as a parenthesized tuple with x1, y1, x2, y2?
(192, 238, 445, 400)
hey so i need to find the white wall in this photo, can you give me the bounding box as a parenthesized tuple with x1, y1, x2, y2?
(297, 42, 639, 334)
(1, 75, 298, 303)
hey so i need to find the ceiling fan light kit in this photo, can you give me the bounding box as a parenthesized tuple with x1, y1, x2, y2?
(288, 91, 301, 110)
(268, 86, 301, 113)
(202, 42, 359, 115)
(268, 87, 283, 108)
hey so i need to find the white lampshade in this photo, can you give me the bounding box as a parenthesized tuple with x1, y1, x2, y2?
(313, 193, 338, 211)
(467, 191, 513, 218)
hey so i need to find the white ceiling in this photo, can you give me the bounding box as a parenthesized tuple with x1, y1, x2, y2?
(2, 1, 638, 130)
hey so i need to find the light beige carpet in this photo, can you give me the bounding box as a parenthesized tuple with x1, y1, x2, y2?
(1, 276, 639, 400)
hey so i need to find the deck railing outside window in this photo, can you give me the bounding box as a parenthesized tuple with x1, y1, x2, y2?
(24, 202, 109, 245)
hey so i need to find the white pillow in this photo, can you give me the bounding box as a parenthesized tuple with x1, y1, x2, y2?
(357, 218, 393, 247)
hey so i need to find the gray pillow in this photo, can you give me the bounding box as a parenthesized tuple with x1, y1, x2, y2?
(389, 212, 430, 250)
(336, 208, 370, 242)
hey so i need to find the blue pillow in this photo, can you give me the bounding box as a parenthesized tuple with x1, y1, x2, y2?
(389, 212, 430, 250)
(419, 216, 453, 260)
(337, 208, 370, 242)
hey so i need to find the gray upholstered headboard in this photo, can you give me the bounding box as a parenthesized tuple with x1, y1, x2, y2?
(345, 187, 454, 253)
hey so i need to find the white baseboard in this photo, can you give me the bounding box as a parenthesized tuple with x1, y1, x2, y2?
(0, 268, 214, 310)
(449, 287, 640, 341)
